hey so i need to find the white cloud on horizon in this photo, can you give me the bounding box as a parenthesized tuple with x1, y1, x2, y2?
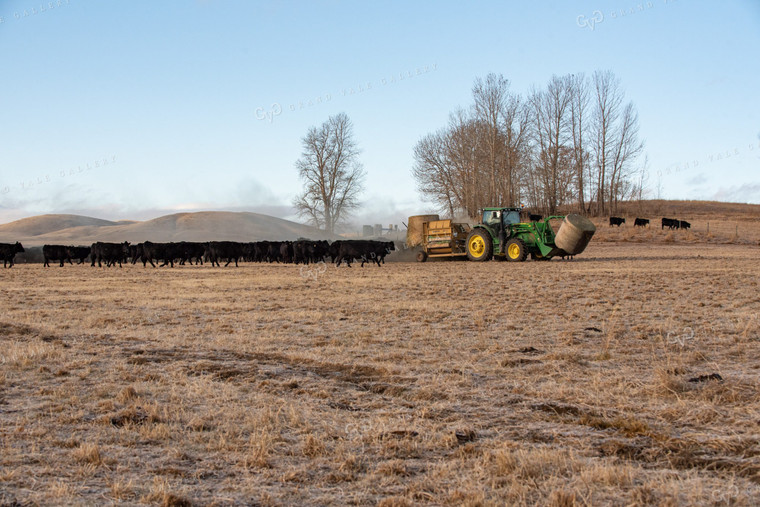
(708, 183, 760, 204)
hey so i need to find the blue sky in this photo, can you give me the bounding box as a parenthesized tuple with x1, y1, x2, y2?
(0, 0, 758, 227)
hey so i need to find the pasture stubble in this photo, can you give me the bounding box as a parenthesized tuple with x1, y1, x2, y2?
(1, 243, 758, 505)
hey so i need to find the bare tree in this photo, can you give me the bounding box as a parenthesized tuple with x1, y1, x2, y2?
(590, 71, 644, 215)
(568, 73, 590, 213)
(472, 74, 509, 203)
(608, 102, 644, 212)
(529, 75, 574, 215)
(500, 94, 531, 208)
(412, 128, 458, 217)
(591, 71, 618, 215)
(293, 113, 364, 233)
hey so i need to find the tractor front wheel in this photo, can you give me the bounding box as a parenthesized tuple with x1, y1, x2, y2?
(506, 238, 528, 262)
(466, 229, 493, 262)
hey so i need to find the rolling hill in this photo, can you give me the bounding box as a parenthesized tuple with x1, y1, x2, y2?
(0, 212, 339, 246)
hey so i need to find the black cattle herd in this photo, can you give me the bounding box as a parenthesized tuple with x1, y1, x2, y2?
(0, 215, 697, 269)
(609, 216, 691, 230)
(0, 239, 396, 269)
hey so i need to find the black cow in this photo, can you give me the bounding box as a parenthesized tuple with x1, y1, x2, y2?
(679, 220, 691, 230)
(266, 241, 282, 263)
(131, 242, 152, 267)
(293, 240, 309, 264)
(178, 242, 205, 265)
(91, 242, 130, 267)
(157, 242, 184, 267)
(129, 244, 145, 265)
(0, 242, 24, 268)
(529, 214, 543, 222)
(661, 218, 680, 230)
(252, 241, 270, 262)
(634, 218, 650, 228)
(68, 246, 91, 264)
(242, 242, 256, 262)
(280, 241, 294, 263)
(366, 240, 395, 266)
(334, 240, 395, 267)
(307, 240, 329, 264)
(206, 241, 244, 267)
(133, 241, 163, 267)
(609, 216, 625, 227)
(43, 244, 73, 267)
(327, 240, 343, 263)
(293, 239, 327, 265)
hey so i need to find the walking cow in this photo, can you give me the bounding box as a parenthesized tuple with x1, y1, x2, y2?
(43, 245, 73, 267)
(634, 218, 650, 227)
(0, 242, 24, 268)
(91, 242, 130, 267)
(609, 216, 626, 227)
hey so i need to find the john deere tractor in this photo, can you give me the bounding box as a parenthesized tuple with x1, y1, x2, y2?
(466, 207, 579, 262)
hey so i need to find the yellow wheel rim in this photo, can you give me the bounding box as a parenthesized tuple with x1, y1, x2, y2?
(469, 236, 485, 256)
(508, 243, 520, 259)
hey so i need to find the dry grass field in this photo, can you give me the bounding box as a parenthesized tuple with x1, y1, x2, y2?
(1, 242, 759, 505)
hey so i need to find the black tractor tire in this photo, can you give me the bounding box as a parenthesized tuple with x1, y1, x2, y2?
(416, 251, 428, 263)
(506, 238, 528, 262)
(466, 229, 493, 262)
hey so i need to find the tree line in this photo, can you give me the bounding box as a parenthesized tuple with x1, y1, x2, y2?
(412, 71, 644, 218)
(291, 71, 644, 233)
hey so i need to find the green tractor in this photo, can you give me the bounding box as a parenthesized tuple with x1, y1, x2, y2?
(465, 207, 594, 262)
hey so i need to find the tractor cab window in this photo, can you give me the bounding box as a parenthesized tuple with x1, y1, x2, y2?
(483, 210, 501, 227)
(503, 210, 521, 226)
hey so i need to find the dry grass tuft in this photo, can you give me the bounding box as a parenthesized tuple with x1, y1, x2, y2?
(302, 433, 327, 457)
(549, 489, 579, 507)
(578, 414, 651, 437)
(242, 428, 275, 469)
(73, 443, 102, 466)
(117, 385, 139, 403)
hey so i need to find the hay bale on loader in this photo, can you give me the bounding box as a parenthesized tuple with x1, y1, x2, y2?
(555, 214, 596, 256)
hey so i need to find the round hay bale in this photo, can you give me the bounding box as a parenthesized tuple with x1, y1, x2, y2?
(406, 214, 439, 247)
(555, 214, 596, 255)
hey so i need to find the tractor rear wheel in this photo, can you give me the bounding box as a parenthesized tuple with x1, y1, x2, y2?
(466, 229, 493, 262)
(506, 238, 527, 262)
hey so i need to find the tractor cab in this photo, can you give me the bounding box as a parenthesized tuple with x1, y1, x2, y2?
(480, 207, 522, 230)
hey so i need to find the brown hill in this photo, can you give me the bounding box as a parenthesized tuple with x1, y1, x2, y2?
(0, 212, 338, 246)
(0, 214, 118, 238)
